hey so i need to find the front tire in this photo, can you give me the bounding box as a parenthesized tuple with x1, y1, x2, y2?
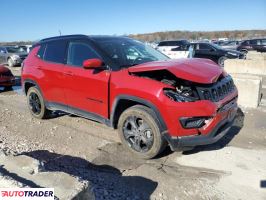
(118, 105, 166, 159)
(27, 87, 51, 119)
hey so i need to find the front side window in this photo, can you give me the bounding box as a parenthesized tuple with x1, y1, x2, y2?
(199, 43, 212, 50)
(67, 41, 101, 67)
(44, 40, 67, 64)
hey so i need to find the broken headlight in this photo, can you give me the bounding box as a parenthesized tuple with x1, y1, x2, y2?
(164, 89, 196, 102)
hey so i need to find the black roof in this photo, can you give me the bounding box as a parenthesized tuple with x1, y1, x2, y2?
(39, 34, 89, 43)
(32, 35, 132, 48)
(37, 34, 130, 44)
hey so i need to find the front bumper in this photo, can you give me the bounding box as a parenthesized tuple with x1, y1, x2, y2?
(164, 99, 238, 151)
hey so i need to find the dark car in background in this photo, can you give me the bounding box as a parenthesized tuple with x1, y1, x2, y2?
(191, 42, 244, 67)
(236, 38, 266, 54)
(0, 46, 28, 67)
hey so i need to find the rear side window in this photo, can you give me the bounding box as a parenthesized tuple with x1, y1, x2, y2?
(37, 44, 46, 59)
(168, 41, 181, 46)
(158, 41, 168, 46)
(44, 40, 67, 64)
(67, 41, 101, 67)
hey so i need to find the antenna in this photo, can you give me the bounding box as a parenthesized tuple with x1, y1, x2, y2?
(59, 30, 62, 36)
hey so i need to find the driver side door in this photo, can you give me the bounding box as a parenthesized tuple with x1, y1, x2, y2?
(64, 40, 110, 118)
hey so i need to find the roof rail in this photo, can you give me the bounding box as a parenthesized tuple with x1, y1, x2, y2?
(40, 34, 88, 42)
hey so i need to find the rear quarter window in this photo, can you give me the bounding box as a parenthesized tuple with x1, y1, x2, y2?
(37, 44, 46, 59)
(43, 40, 67, 64)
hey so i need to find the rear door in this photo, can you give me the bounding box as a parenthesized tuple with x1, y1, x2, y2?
(37, 40, 67, 104)
(64, 40, 110, 118)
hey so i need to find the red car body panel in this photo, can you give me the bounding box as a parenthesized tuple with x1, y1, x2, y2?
(22, 39, 238, 149)
(0, 65, 15, 86)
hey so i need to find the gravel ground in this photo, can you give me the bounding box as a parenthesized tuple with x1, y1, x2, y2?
(0, 67, 266, 199)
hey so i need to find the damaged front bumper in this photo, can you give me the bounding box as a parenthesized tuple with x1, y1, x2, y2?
(164, 99, 238, 151)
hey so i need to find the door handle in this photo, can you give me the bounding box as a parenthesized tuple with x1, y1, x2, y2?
(63, 71, 73, 76)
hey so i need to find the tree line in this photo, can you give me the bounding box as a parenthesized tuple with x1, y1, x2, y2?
(1, 29, 266, 45)
(129, 29, 266, 42)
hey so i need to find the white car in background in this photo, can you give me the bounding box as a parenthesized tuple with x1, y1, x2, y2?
(156, 40, 193, 59)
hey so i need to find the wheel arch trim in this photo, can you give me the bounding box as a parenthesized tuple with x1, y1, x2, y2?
(110, 95, 167, 132)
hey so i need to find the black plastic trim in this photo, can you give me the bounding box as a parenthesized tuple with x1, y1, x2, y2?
(23, 79, 42, 95)
(165, 116, 235, 151)
(46, 102, 111, 126)
(110, 95, 168, 131)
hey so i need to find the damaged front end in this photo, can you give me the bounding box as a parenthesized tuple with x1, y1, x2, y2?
(131, 69, 235, 102)
(129, 69, 236, 104)
(130, 69, 199, 102)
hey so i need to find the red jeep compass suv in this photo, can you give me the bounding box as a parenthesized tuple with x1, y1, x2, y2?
(21, 35, 238, 158)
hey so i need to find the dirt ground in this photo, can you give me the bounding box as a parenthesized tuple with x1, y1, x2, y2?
(0, 67, 266, 200)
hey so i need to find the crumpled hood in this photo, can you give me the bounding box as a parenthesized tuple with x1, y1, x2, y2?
(128, 58, 223, 84)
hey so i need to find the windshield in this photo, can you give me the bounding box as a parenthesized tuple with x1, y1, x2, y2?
(94, 37, 169, 68)
(6, 47, 21, 53)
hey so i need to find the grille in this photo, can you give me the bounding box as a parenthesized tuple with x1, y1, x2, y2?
(196, 76, 235, 102)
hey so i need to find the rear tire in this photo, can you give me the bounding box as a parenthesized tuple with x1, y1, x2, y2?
(118, 105, 166, 159)
(27, 87, 51, 119)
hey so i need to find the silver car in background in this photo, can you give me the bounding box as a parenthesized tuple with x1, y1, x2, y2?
(0, 46, 28, 67)
(220, 40, 242, 50)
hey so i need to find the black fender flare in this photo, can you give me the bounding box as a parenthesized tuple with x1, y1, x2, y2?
(23, 79, 43, 96)
(110, 95, 168, 132)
